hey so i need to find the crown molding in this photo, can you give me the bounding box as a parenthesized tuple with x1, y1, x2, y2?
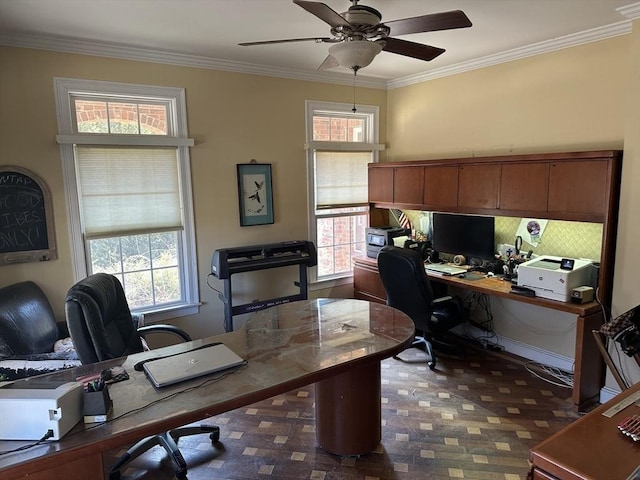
(388, 19, 632, 89)
(0, 32, 388, 90)
(617, 2, 640, 19)
(0, 16, 633, 92)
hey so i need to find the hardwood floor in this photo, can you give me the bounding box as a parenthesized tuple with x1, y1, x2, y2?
(105, 347, 579, 480)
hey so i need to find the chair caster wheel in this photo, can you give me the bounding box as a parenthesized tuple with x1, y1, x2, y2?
(175, 468, 187, 479)
(428, 360, 436, 370)
(209, 426, 220, 443)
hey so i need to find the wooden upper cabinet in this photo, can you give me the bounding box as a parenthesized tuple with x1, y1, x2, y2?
(423, 165, 458, 208)
(548, 160, 608, 215)
(500, 162, 549, 212)
(367, 151, 620, 222)
(393, 166, 424, 205)
(368, 167, 393, 203)
(458, 164, 501, 209)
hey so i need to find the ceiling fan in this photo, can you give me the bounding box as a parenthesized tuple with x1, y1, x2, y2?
(239, 0, 472, 73)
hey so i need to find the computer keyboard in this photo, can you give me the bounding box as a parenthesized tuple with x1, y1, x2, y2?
(424, 263, 467, 276)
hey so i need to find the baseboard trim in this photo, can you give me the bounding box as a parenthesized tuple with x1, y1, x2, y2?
(453, 324, 623, 404)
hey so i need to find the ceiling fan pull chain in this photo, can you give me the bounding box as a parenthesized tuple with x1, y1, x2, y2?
(352, 67, 358, 113)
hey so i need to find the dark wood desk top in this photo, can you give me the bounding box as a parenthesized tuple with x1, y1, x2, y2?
(530, 382, 640, 480)
(0, 298, 414, 479)
(354, 255, 600, 316)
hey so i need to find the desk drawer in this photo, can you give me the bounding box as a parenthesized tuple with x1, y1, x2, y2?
(353, 262, 387, 302)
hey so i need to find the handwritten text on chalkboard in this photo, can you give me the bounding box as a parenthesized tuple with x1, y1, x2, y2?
(0, 167, 57, 265)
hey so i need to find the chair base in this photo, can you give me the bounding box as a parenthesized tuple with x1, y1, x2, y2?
(108, 424, 220, 480)
(392, 332, 466, 371)
(393, 336, 436, 370)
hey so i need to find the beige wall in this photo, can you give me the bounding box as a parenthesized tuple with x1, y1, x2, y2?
(387, 36, 627, 160)
(0, 46, 387, 339)
(611, 18, 640, 386)
(386, 34, 639, 390)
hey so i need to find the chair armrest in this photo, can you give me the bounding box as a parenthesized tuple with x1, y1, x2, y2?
(137, 324, 192, 343)
(432, 296, 454, 304)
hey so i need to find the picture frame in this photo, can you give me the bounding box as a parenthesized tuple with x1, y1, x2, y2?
(236, 163, 274, 226)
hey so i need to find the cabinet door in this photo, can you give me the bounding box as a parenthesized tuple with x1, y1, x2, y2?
(423, 165, 458, 208)
(458, 164, 500, 209)
(548, 160, 608, 215)
(368, 167, 393, 203)
(500, 162, 549, 212)
(393, 166, 424, 205)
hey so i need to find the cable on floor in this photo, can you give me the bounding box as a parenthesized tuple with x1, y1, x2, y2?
(524, 361, 574, 389)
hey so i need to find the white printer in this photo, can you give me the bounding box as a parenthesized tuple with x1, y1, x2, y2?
(0, 380, 83, 440)
(517, 255, 593, 302)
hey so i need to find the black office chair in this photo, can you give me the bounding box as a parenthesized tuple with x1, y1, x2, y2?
(65, 273, 219, 480)
(377, 246, 467, 370)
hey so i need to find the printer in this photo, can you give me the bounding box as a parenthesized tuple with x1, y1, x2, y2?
(517, 255, 593, 302)
(366, 226, 408, 258)
(0, 380, 83, 440)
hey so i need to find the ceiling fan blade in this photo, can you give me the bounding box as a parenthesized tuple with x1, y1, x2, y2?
(239, 37, 334, 46)
(317, 54, 339, 70)
(381, 37, 445, 62)
(293, 0, 351, 28)
(384, 10, 472, 36)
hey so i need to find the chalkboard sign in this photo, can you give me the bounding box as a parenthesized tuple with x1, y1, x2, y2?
(0, 166, 57, 265)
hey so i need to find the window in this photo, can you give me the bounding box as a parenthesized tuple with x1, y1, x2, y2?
(54, 78, 198, 319)
(305, 101, 382, 283)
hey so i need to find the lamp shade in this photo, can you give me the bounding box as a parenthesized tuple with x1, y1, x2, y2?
(328, 40, 383, 70)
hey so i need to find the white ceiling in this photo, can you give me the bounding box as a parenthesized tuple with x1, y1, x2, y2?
(0, 0, 637, 87)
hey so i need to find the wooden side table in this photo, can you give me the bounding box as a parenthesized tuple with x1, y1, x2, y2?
(529, 382, 640, 479)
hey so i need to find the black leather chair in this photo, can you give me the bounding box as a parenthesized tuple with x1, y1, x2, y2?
(377, 246, 467, 370)
(0, 281, 79, 380)
(65, 273, 219, 480)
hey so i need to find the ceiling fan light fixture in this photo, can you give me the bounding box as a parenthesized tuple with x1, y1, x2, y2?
(328, 40, 383, 70)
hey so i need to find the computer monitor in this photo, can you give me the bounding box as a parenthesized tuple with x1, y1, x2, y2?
(432, 213, 495, 260)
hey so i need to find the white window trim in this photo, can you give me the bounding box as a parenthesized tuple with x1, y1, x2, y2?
(56, 134, 194, 147)
(53, 77, 199, 320)
(304, 100, 381, 286)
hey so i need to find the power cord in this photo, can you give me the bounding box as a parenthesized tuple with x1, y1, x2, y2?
(464, 292, 495, 332)
(524, 361, 574, 389)
(0, 363, 248, 453)
(79, 362, 248, 434)
(206, 272, 224, 297)
(0, 430, 54, 456)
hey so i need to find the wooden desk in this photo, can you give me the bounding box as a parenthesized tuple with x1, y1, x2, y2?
(353, 256, 605, 410)
(0, 298, 414, 480)
(530, 381, 640, 480)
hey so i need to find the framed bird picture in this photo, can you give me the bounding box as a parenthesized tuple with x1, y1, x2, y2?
(236, 163, 274, 226)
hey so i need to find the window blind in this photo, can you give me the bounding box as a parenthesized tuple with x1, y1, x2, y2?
(315, 151, 371, 208)
(75, 146, 183, 237)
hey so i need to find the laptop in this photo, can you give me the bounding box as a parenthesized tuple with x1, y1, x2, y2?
(424, 263, 467, 276)
(143, 343, 246, 388)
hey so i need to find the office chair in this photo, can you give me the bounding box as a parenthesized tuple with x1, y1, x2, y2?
(377, 246, 467, 370)
(65, 273, 219, 480)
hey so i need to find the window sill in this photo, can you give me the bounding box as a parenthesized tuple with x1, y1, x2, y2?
(134, 303, 200, 323)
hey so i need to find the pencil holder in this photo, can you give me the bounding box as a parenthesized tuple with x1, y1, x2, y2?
(83, 385, 112, 415)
